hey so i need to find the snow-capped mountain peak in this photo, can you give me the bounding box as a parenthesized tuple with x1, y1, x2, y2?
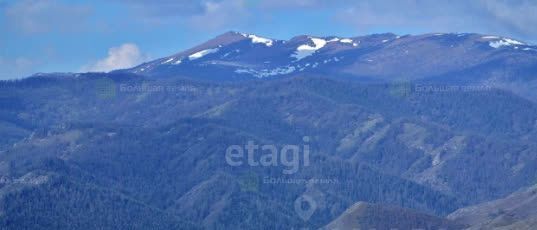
(124, 31, 536, 81)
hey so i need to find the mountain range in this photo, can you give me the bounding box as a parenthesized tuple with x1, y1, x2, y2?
(121, 31, 537, 101)
(1, 31, 537, 229)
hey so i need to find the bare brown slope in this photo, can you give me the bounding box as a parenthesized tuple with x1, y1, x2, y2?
(448, 184, 537, 229)
(323, 201, 465, 230)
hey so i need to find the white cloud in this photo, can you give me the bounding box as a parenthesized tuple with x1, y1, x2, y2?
(335, 0, 475, 32)
(333, 0, 537, 42)
(118, 0, 206, 20)
(117, 0, 249, 29)
(188, 0, 248, 30)
(258, 0, 326, 8)
(82, 43, 148, 72)
(481, 0, 537, 36)
(3, 0, 92, 34)
(0, 57, 38, 80)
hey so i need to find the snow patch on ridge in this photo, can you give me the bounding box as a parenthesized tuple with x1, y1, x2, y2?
(328, 38, 340, 42)
(235, 56, 344, 78)
(488, 37, 525, 48)
(241, 33, 273, 47)
(189, 48, 219, 60)
(162, 58, 175, 64)
(328, 37, 358, 46)
(292, 37, 327, 61)
(482, 36, 500, 39)
(235, 66, 296, 78)
(339, 38, 359, 47)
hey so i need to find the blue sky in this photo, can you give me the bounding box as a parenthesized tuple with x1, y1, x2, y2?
(1, 0, 536, 79)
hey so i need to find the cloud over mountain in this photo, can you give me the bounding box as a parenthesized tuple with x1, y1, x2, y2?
(81, 43, 148, 72)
